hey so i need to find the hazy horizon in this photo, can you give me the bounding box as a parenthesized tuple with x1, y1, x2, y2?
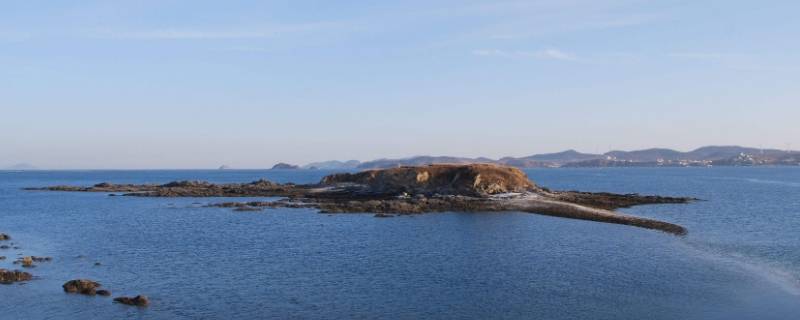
(3, 1, 799, 169)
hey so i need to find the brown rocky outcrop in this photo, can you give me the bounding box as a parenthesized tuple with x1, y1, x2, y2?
(321, 164, 538, 196)
(63, 279, 102, 295)
(0, 269, 32, 284)
(114, 295, 149, 307)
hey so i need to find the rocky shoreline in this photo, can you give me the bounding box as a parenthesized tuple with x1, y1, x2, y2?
(27, 164, 696, 235)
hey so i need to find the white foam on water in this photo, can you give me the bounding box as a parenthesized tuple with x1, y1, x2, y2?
(743, 178, 800, 188)
(684, 241, 800, 296)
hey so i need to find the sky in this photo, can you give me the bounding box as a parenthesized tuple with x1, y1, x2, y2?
(1, 0, 799, 169)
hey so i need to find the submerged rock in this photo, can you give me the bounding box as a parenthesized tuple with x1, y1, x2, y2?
(373, 213, 395, 218)
(0, 269, 32, 284)
(13, 256, 51, 268)
(18, 256, 34, 268)
(96, 289, 112, 296)
(63, 279, 102, 295)
(114, 295, 149, 307)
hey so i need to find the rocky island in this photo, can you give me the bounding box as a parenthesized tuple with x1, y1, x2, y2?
(27, 164, 695, 235)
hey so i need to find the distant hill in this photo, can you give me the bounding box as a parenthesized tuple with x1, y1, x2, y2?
(271, 163, 300, 170)
(303, 160, 361, 170)
(500, 150, 604, 166)
(305, 145, 800, 169)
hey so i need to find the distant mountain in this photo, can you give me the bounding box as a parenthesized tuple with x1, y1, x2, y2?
(271, 163, 300, 170)
(303, 160, 361, 170)
(501, 150, 604, 165)
(218, 165, 232, 170)
(5, 163, 38, 170)
(304, 146, 800, 170)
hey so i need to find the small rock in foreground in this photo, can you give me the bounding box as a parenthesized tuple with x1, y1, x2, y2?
(114, 295, 149, 307)
(63, 279, 102, 295)
(0, 269, 33, 284)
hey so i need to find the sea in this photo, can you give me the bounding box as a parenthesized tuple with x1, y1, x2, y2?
(1, 167, 798, 319)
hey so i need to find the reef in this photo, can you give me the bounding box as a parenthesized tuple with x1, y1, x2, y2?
(27, 164, 695, 235)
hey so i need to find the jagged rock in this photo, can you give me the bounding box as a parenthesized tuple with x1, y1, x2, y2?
(0, 269, 32, 284)
(63, 279, 102, 295)
(114, 295, 149, 307)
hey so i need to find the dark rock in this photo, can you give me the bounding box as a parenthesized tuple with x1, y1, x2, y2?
(0, 233, 9, 241)
(233, 207, 262, 212)
(0, 245, 9, 249)
(96, 289, 111, 296)
(0, 256, 5, 260)
(0, 269, 33, 284)
(94, 262, 102, 266)
(63, 279, 101, 295)
(373, 213, 395, 218)
(114, 295, 149, 307)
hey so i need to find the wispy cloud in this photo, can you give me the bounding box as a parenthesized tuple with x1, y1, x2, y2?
(88, 22, 341, 40)
(473, 48, 579, 61)
(667, 52, 730, 60)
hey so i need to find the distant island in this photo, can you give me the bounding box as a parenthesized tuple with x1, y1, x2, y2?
(288, 146, 800, 170)
(271, 162, 300, 170)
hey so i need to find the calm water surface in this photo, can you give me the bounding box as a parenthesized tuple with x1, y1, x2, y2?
(1, 168, 799, 319)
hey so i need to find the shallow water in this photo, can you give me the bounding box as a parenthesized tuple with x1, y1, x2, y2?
(1, 168, 799, 319)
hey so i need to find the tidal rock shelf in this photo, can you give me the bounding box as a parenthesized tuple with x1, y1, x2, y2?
(27, 164, 695, 235)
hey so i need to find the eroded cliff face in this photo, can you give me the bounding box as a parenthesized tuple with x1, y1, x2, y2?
(320, 163, 538, 196)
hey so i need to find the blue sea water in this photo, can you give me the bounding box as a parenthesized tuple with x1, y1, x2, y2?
(0, 167, 798, 319)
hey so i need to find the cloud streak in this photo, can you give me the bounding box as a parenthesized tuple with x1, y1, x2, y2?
(473, 48, 579, 61)
(88, 22, 342, 40)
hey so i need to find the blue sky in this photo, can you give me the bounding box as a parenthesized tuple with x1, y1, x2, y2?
(2, 0, 799, 169)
